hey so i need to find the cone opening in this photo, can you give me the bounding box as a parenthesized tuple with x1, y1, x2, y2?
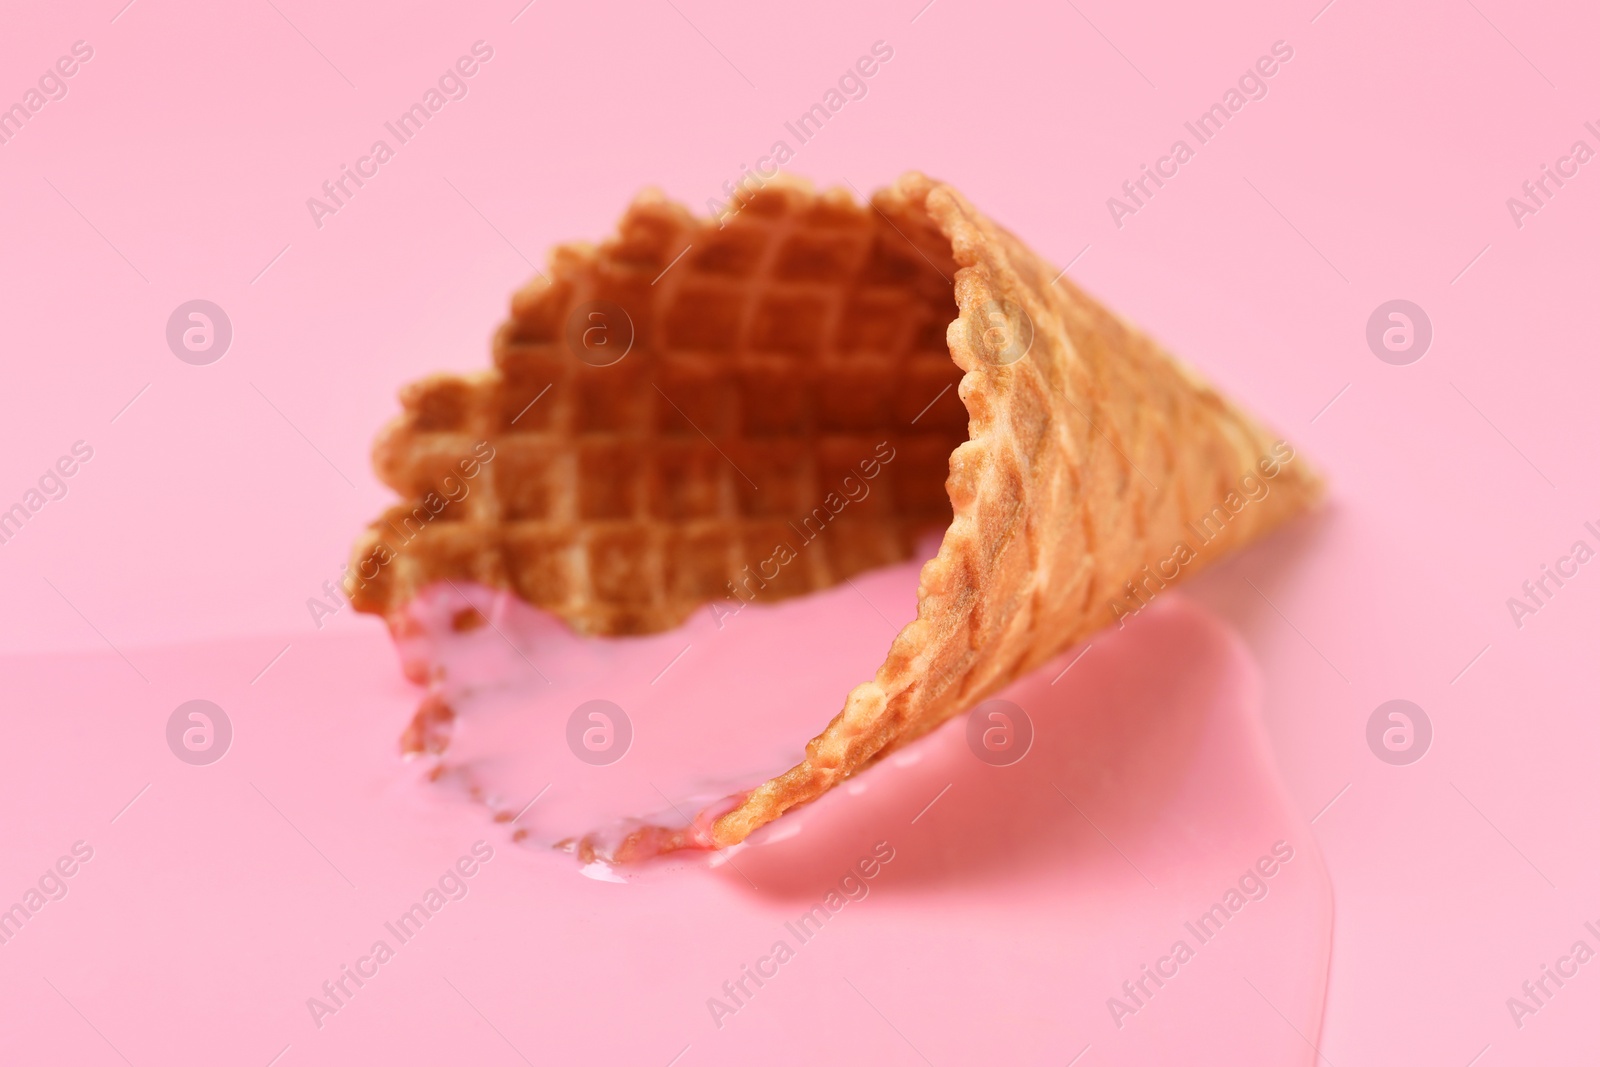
(351, 178, 975, 638)
(340, 173, 1329, 861)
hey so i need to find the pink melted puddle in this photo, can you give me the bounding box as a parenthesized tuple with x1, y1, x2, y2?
(374, 549, 1335, 1062)
(389, 541, 941, 872)
(1, 556, 1334, 1065)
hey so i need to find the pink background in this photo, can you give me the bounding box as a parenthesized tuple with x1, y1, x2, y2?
(3, 0, 1599, 1063)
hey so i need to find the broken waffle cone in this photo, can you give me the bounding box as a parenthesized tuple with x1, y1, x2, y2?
(345, 172, 1323, 852)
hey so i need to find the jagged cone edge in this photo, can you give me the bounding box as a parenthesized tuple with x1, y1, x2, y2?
(347, 171, 1324, 853)
(705, 173, 1321, 846)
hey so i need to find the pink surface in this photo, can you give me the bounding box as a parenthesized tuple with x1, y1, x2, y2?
(4, 0, 1600, 1063)
(0, 593, 1331, 1065)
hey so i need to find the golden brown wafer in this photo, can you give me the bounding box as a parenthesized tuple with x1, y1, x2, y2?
(345, 172, 1322, 848)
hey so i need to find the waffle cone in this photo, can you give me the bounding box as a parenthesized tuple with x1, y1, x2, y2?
(346, 172, 1322, 850)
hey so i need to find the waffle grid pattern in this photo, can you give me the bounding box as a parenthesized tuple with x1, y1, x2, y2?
(347, 173, 1322, 853)
(349, 184, 969, 635)
(702, 174, 1324, 846)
